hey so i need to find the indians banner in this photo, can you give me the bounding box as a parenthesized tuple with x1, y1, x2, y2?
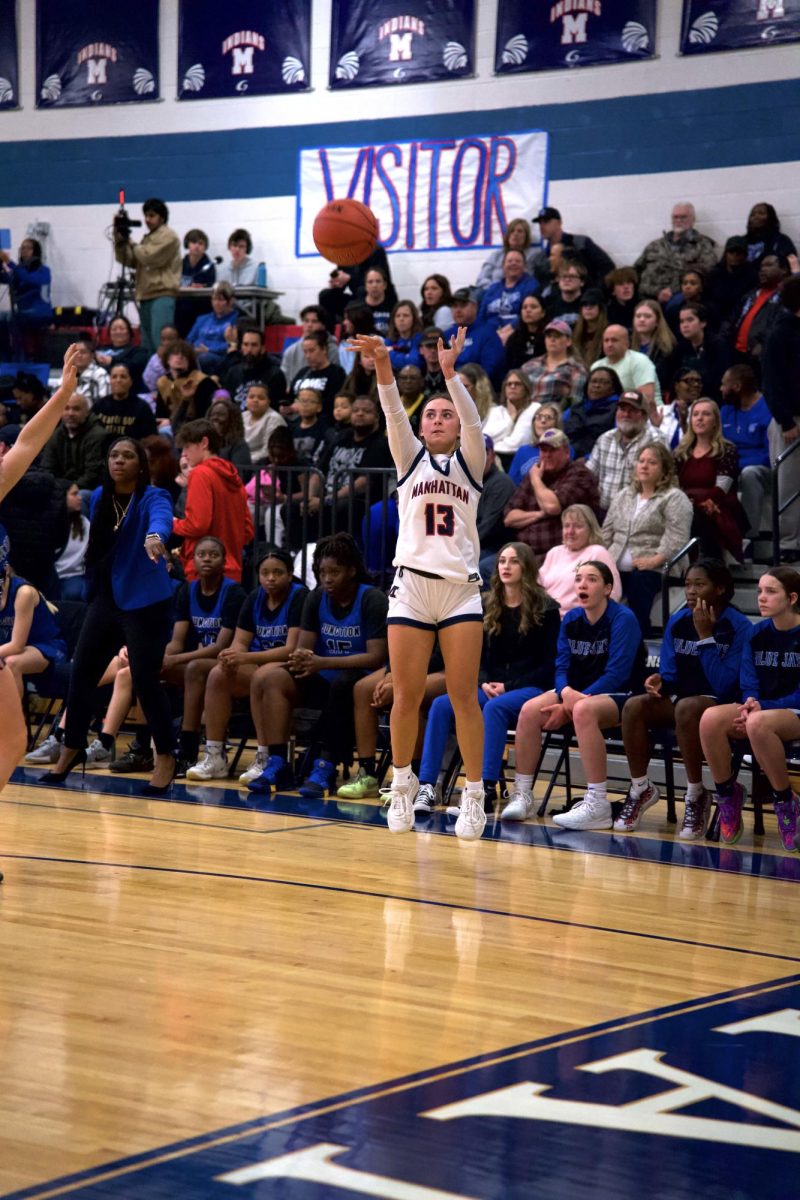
(680, 0, 800, 53)
(495, 0, 657, 73)
(36, 0, 159, 107)
(178, 0, 311, 99)
(0, 0, 18, 110)
(296, 130, 548, 256)
(329, 0, 475, 89)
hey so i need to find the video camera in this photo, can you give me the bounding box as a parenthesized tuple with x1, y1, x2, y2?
(112, 190, 141, 242)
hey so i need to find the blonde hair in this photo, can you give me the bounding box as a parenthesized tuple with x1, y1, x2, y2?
(561, 503, 604, 543)
(632, 441, 679, 493)
(674, 398, 731, 463)
(457, 363, 496, 422)
(631, 299, 677, 358)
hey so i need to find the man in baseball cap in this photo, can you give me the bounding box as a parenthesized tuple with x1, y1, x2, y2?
(443, 288, 504, 385)
(530, 206, 615, 293)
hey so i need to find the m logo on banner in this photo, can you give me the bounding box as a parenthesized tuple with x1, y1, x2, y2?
(389, 33, 413, 60)
(86, 58, 107, 84)
(231, 47, 254, 75)
(562, 13, 589, 43)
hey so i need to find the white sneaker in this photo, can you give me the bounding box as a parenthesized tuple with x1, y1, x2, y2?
(413, 783, 438, 814)
(552, 792, 613, 830)
(455, 788, 486, 841)
(186, 751, 228, 782)
(85, 738, 114, 770)
(383, 772, 419, 833)
(500, 788, 534, 821)
(239, 753, 268, 786)
(24, 733, 61, 763)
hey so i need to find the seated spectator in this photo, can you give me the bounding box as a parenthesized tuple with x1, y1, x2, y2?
(539, 503, 621, 616)
(250, 426, 321, 550)
(173, 418, 254, 582)
(95, 315, 149, 391)
(246, 534, 389, 798)
(415, 542, 560, 810)
(604, 266, 639, 330)
(676, 303, 730, 400)
(11, 372, 47, 427)
(485, 369, 537, 461)
(337, 301, 376, 375)
(188, 547, 308, 784)
(586, 387, 660, 512)
(319, 245, 397, 326)
(384, 300, 423, 371)
(0, 549, 66, 697)
(592, 323, 660, 408)
(395, 364, 425, 434)
(635, 202, 718, 304)
(530, 207, 615, 291)
(180, 228, 216, 287)
(341, 346, 379, 405)
(54, 483, 90, 601)
(477, 435, 518, 582)
(619, 559, 750, 839)
(602, 441, 693, 634)
(0, 237, 53, 356)
(478, 250, 539, 330)
(657, 366, 701, 449)
(545, 258, 586, 327)
(207, 394, 252, 473)
(243, 381, 287, 464)
(499, 293, 547, 369)
(0, 455, 69, 595)
(282, 305, 339, 384)
(522, 318, 588, 407)
(363, 267, 393, 336)
(186, 281, 240, 373)
(675, 397, 746, 561)
(93, 364, 158, 446)
(41, 390, 106, 498)
(289, 388, 329, 460)
(503, 428, 599, 557)
(142, 324, 178, 397)
(664, 267, 717, 336)
(216, 228, 257, 288)
(571, 288, 608, 368)
(720, 364, 772, 542)
(443, 287, 505, 386)
(507, 402, 563, 484)
(476, 218, 537, 294)
(72, 337, 111, 406)
(419, 274, 454, 329)
(743, 201, 797, 266)
(457, 362, 496, 426)
(631, 299, 679, 394)
(418, 326, 446, 398)
(156, 340, 217, 436)
(315, 394, 392, 531)
(706, 236, 757, 325)
(140, 434, 181, 502)
(290, 329, 347, 416)
(728, 254, 789, 364)
(220, 323, 286, 413)
(563, 365, 623, 460)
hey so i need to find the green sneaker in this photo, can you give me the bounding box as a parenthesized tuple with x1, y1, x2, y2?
(337, 768, 380, 799)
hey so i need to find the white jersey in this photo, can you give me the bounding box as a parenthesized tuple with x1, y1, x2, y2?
(394, 447, 482, 584)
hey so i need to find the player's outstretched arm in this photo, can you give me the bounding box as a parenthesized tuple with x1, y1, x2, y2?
(0, 344, 81, 501)
(439, 328, 486, 479)
(348, 333, 420, 474)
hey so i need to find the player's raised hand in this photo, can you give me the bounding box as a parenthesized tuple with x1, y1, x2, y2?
(437, 326, 466, 377)
(347, 334, 389, 360)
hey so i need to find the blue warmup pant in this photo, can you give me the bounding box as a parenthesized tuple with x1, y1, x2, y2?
(418, 686, 542, 785)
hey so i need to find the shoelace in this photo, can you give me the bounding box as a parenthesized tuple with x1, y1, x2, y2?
(683, 795, 698, 826)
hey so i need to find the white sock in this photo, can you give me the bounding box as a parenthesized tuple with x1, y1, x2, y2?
(393, 763, 412, 787)
(587, 783, 607, 805)
(631, 775, 649, 797)
(463, 778, 483, 795)
(515, 773, 534, 794)
(206, 740, 224, 757)
(685, 781, 704, 801)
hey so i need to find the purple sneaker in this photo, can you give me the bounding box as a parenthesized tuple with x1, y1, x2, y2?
(774, 792, 800, 852)
(717, 782, 744, 845)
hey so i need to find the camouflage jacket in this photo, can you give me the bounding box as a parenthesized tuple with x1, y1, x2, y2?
(635, 229, 718, 298)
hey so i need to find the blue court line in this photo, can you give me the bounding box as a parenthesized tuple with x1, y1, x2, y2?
(6, 971, 800, 1200)
(1, 849, 798, 967)
(15, 766, 800, 884)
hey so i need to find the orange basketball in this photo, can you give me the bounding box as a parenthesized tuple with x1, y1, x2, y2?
(313, 198, 379, 267)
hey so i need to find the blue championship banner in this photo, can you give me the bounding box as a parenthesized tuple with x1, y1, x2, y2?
(495, 0, 656, 72)
(178, 0, 311, 99)
(36, 0, 159, 107)
(680, 0, 800, 53)
(0, 0, 18, 110)
(329, 0, 475, 90)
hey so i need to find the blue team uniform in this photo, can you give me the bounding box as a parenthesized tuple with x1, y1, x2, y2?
(659, 605, 752, 701)
(739, 619, 800, 710)
(316, 584, 369, 683)
(555, 601, 644, 701)
(0, 576, 66, 663)
(187, 578, 240, 648)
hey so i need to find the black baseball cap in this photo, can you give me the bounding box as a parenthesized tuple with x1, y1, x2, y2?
(534, 206, 561, 223)
(452, 286, 479, 304)
(421, 325, 444, 345)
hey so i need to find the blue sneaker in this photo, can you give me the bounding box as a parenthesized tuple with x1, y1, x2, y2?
(246, 755, 296, 796)
(298, 758, 336, 798)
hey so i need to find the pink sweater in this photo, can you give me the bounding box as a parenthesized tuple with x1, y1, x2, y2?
(538, 543, 622, 617)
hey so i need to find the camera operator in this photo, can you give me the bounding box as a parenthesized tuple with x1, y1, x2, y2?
(113, 198, 181, 357)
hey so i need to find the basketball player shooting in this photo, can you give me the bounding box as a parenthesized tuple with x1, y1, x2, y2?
(348, 329, 487, 842)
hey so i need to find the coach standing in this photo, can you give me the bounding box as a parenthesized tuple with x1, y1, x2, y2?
(114, 198, 181, 357)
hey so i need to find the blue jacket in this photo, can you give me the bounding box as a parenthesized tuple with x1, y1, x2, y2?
(1, 260, 53, 322)
(384, 333, 423, 372)
(186, 309, 238, 356)
(443, 319, 505, 388)
(89, 485, 174, 611)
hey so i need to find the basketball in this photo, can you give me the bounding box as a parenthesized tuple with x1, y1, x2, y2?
(313, 198, 379, 267)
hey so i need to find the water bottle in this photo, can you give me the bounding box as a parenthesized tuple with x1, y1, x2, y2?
(256, 261, 267, 288)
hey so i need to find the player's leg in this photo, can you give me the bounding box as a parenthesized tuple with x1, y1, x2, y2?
(438, 619, 487, 840)
(552, 695, 621, 831)
(616, 693, 674, 832)
(385, 624, 435, 832)
(246, 665, 301, 795)
(673, 695, 718, 839)
(337, 668, 385, 799)
(699, 703, 747, 845)
(745, 707, 800, 850)
(3, 646, 49, 698)
(0, 662, 26, 791)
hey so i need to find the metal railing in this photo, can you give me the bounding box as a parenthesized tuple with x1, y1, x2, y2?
(660, 536, 699, 630)
(250, 464, 326, 586)
(772, 436, 800, 565)
(329, 466, 398, 589)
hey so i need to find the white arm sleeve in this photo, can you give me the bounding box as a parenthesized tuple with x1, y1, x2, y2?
(377, 380, 422, 477)
(446, 374, 486, 480)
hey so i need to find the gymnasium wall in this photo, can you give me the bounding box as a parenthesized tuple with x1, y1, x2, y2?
(1, 0, 799, 321)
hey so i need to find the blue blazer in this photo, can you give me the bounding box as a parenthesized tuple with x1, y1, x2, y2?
(89, 485, 174, 611)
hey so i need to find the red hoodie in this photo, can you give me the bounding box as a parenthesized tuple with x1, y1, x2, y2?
(173, 456, 254, 581)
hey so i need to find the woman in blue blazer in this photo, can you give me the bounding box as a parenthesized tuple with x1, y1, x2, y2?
(44, 438, 177, 793)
